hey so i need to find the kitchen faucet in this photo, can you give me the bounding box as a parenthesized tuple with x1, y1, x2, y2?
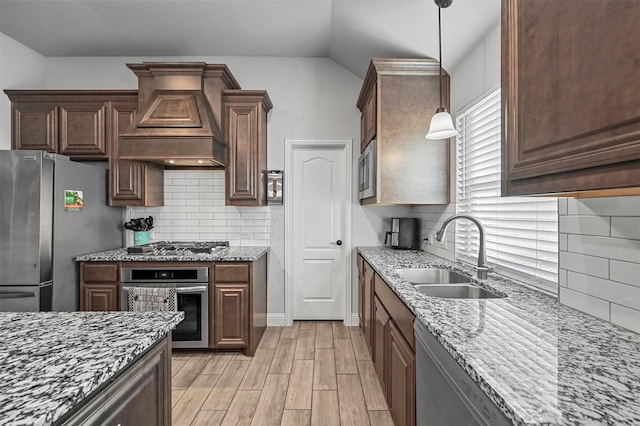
(435, 214, 492, 280)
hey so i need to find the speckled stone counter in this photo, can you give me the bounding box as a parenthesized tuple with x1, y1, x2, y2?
(75, 246, 269, 262)
(358, 246, 640, 426)
(0, 311, 184, 426)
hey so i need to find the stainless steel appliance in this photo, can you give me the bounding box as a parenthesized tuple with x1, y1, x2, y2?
(414, 320, 510, 425)
(127, 240, 229, 255)
(121, 266, 209, 349)
(384, 218, 419, 249)
(358, 139, 377, 200)
(0, 150, 123, 312)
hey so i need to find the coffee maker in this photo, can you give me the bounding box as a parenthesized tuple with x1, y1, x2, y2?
(384, 218, 419, 249)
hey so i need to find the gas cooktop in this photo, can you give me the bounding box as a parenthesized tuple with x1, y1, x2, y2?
(127, 241, 229, 255)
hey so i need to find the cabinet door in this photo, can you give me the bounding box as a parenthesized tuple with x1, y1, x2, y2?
(225, 97, 267, 206)
(213, 284, 249, 347)
(58, 102, 107, 158)
(365, 85, 377, 144)
(82, 285, 119, 311)
(80, 262, 119, 311)
(12, 103, 58, 152)
(357, 255, 365, 328)
(108, 102, 164, 207)
(388, 320, 416, 426)
(363, 261, 374, 353)
(373, 295, 390, 398)
(502, 0, 640, 196)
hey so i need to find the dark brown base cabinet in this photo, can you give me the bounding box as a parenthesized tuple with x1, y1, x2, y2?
(212, 256, 267, 356)
(80, 257, 268, 356)
(63, 336, 171, 425)
(358, 255, 416, 426)
(80, 262, 120, 311)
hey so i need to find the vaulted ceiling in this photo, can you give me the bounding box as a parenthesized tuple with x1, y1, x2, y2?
(0, 0, 500, 78)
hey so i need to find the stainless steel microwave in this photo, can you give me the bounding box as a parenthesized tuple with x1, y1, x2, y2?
(358, 140, 377, 200)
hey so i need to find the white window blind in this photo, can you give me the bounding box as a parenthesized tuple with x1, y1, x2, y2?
(455, 89, 558, 293)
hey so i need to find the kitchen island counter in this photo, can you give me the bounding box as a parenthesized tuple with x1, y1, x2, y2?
(75, 246, 269, 262)
(0, 311, 183, 425)
(358, 246, 640, 426)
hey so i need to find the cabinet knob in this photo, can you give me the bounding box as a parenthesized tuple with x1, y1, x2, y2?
(336, 240, 343, 246)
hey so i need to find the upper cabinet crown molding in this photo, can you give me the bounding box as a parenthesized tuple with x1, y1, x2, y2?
(357, 57, 451, 206)
(501, 0, 640, 197)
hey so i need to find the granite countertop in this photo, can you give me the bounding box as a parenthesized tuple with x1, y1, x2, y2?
(75, 246, 269, 262)
(358, 246, 640, 426)
(0, 311, 184, 426)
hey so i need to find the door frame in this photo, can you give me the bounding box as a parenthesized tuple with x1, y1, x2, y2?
(284, 138, 353, 326)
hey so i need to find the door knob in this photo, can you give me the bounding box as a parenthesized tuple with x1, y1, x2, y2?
(336, 240, 342, 246)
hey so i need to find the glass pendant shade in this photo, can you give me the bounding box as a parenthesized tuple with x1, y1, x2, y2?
(426, 109, 458, 140)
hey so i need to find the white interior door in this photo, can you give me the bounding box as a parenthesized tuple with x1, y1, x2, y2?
(289, 142, 349, 320)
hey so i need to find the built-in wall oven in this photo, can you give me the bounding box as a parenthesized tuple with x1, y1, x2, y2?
(121, 266, 209, 349)
(358, 139, 377, 200)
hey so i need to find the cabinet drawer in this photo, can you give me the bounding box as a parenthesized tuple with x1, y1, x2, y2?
(82, 263, 119, 283)
(214, 263, 250, 283)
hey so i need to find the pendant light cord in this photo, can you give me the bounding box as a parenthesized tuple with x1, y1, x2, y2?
(438, 5, 443, 110)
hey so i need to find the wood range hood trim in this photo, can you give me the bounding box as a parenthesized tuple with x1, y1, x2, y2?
(118, 62, 241, 167)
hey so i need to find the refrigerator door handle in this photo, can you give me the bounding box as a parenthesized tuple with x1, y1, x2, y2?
(0, 291, 37, 299)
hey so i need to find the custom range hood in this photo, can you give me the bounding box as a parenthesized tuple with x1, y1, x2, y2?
(119, 62, 240, 166)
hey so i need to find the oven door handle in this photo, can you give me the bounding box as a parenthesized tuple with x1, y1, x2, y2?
(121, 285, 207, 294)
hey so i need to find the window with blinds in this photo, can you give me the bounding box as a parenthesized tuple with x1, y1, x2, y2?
(455, 88, 558, 293)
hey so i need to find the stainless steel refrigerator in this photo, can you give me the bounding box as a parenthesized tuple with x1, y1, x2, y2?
(0, 150, 124, 312)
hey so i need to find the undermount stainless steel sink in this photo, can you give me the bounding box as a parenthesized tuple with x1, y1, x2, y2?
(394, 268, 471, 284)
(393, 268, 505, 299)
(414, 284, 504, 299)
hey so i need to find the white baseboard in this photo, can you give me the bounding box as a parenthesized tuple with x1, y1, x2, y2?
(267, 313, 360, 327)
(267, 313, 287, 326)
(350, 313, 360, 327)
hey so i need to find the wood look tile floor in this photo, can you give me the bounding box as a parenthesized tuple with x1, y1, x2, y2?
(171, 321, 393, 426)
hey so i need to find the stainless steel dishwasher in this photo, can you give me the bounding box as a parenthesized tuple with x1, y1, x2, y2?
(414, 320, 510, 426)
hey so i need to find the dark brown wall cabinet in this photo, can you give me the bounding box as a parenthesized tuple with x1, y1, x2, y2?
(4, 90, 164, 206)
(64, 336, 171, 425)
(80, 262, 120, 311)
(502, 0, 640, 197)
(109, 100, 164, 207)
(212, 257, 267, 355)
(358, 255, 416, 425)
(5, 91, 130, 159)
(356, 58, 450, 205)
(223, 90, 273, 206)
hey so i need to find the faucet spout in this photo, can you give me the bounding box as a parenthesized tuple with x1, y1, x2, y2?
(435, 214, 490, 279)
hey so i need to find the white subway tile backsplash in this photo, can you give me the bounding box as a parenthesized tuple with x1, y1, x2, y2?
(611, 217, 640, 240)
(610, 260, 640, 288)
(610, 304, 640, 334)
(559, 233, 568, 251)
(567, 234, 640, 263)
(567, 195, 640, 216)
(567, 271, 640, 311)
(559, 287, 610, 321)
(558, 252, 609, 279)
(130, 170, 271, 244)
(559, 269, 568, 287)
(558, 215, 610, 236)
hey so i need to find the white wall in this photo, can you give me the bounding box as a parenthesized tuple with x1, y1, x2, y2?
(1, 47, 408, 320)
(0, 33, 46, 149)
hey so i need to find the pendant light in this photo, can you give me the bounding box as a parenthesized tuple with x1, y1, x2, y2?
(425, 0, 459, 140)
